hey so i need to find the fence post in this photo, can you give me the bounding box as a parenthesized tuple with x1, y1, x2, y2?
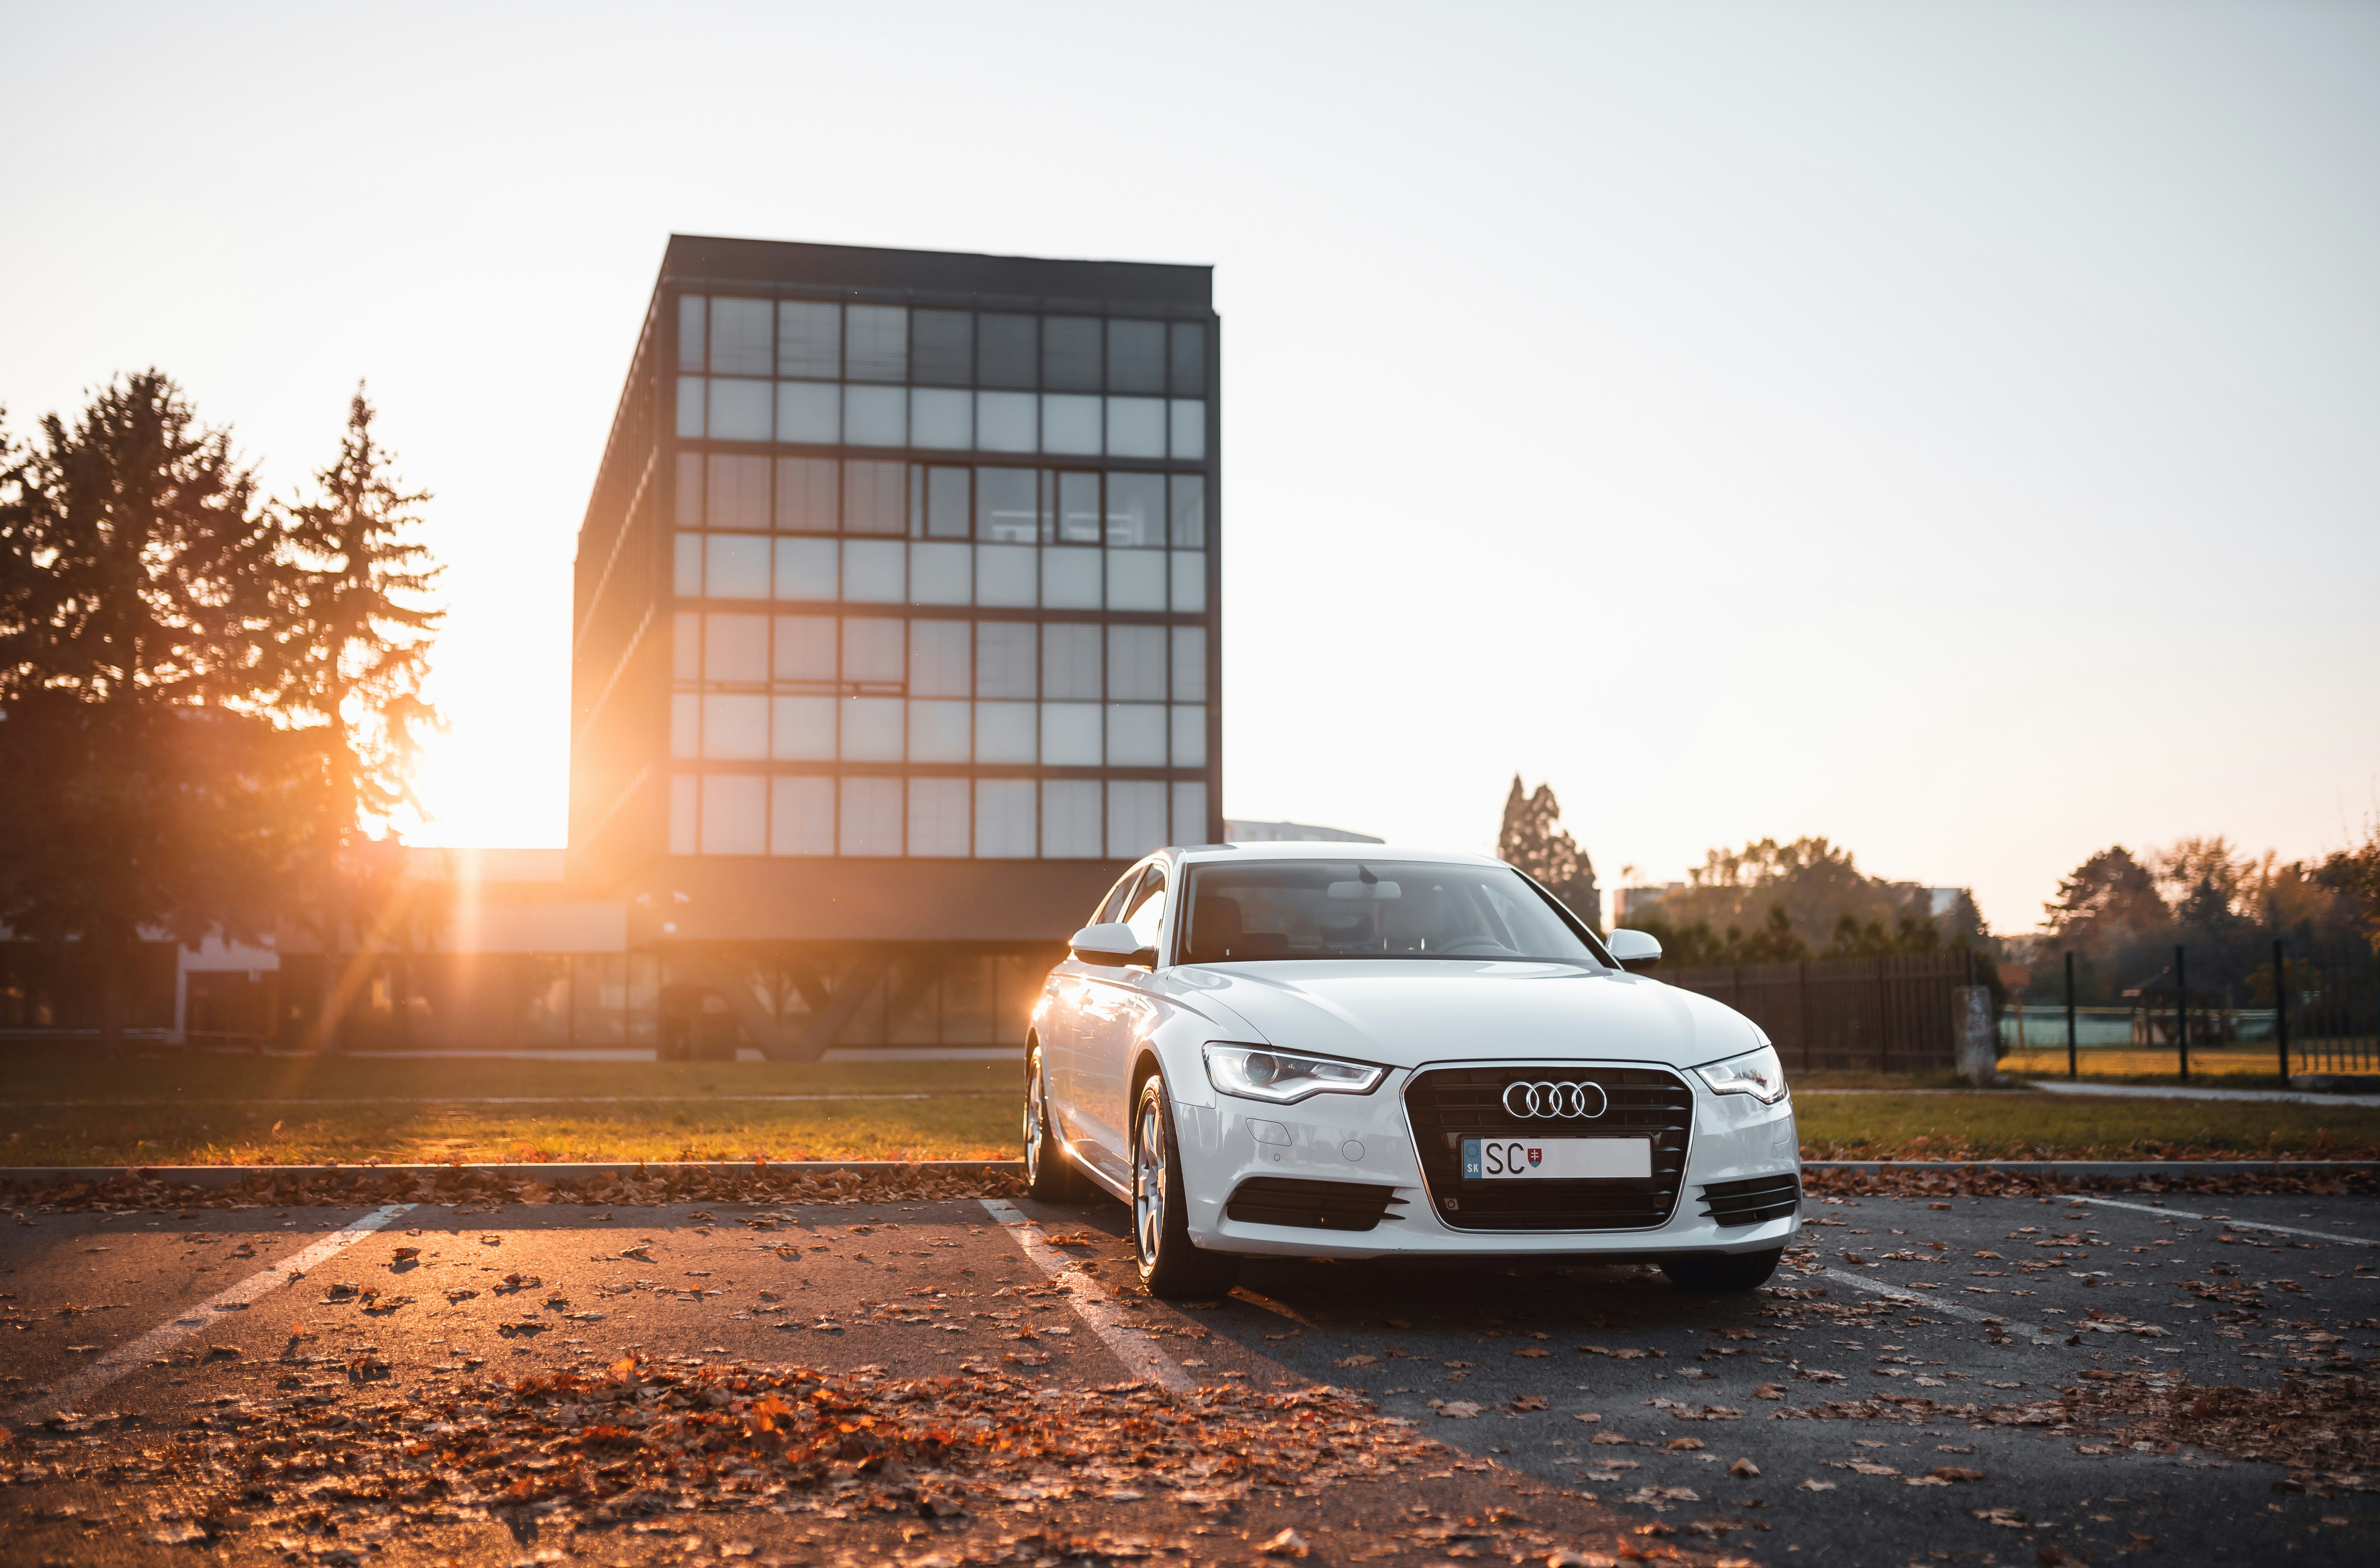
(1874, 961, 1890, 1075)
(1797, 961, 1811, 1074)
(2174, 944, 2190, 1083)
(2273, 939, 2289, 1082)
(2064, 951, 2077, 1080)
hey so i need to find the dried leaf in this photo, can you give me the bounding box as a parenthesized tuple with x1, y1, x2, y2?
(1726, 1458, 1759, 1478)
(1511, 1394, 1549, 1412)
(1260, 1529, 1311, 1558)
(1438, 1401, 1484, 1419)
(1754, 1383, 1787, 1400)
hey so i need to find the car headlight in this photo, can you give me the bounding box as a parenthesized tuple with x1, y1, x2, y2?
(1693, 1043, 1788, 1104)
(1202, 1043, 1387, 1105)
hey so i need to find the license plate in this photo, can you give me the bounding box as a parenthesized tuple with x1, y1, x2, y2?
(1461, 1137, 1651, 1181)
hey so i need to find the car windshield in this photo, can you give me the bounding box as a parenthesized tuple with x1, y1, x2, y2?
(1178, 860, 1606, 966)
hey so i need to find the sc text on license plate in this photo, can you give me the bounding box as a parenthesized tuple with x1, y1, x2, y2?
(1461, 1137, 1652, 1180)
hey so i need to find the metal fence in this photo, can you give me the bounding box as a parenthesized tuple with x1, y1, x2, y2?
(2000, 942, 2379, 1081)
(1660, 951, 1978, 1074)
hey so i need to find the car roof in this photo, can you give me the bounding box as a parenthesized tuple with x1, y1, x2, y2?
(1166, 842, 1508, 870)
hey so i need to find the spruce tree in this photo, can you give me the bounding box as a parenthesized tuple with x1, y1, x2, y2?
(275, 385, 443, 1048)
(0, 373, 300, 1053)
(1497, 775, 1602, 932)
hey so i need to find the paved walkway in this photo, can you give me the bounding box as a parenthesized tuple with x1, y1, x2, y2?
(2026, 1077, 2380, 1109)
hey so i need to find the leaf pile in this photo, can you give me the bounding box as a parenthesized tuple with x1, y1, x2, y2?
(2052, 1368, 2379, 1494)
(0, 1161, 1023, 1215)
(0, 1363, 1451, 1547)
(1802, 1165, 2378, 1201)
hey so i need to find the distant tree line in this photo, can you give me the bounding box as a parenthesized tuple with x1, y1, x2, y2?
(1494, 773, 2380, 1016)
(1615, 835, 1988, 983)
(2029, 832, 2380, 1005)
(0, 371, 440, 1052)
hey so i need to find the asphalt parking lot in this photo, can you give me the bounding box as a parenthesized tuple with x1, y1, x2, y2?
(2, 1185, 2374, 1566)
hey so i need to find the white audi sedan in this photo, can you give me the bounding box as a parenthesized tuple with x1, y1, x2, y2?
(1022, 843, 1802, 1298)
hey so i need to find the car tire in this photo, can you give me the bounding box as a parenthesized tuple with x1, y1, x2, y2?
(1660, 1248, 1784, 1293)
(1131, 1070, 1240, 1300)
(1022, 1040, 1083, 1202)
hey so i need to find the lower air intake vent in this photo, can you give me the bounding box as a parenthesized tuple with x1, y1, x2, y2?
(1225, 1177, 1406, 1232)
(1699, 1172, 1801, 1227)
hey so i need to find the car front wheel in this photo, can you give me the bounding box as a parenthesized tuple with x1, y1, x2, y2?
(1131, 1071, 1240, 1299)
(1660, 1247, 1783, 1292)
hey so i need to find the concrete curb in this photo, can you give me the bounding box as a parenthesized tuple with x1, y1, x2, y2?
(1803, 1158, 2380, 1177)
(0, 1159, 1028, 1189)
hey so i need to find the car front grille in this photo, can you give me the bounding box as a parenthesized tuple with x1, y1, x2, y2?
(1403, 1065, 1694, 1231)
(1698, 1171, 1801, 1227)
(1224, 1176, 1406, 1232)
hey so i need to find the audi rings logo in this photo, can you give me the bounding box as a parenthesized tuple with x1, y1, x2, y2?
(1501, 1080, 1609, 1119)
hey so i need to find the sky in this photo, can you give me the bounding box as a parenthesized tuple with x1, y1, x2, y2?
(4, 1, 2376, 934)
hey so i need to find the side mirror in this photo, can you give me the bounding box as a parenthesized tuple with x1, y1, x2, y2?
(1606, 928, 1662, 972)
(1069, 922, 1158, 969)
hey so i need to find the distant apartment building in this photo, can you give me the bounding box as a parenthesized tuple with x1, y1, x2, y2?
(1223, 819, 1383, 844)
(1611, 883, 1684, 925)
(567, 237, 1223, 1055)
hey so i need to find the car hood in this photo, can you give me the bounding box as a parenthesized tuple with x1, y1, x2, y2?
(1162, 959, 1763, 1071)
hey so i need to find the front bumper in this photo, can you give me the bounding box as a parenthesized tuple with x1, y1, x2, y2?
(1175, 1061, 1801, 1259)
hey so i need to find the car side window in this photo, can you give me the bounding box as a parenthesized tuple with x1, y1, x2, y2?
(1092, 867, 1142, 926)
(1121, 868, 1168, 955)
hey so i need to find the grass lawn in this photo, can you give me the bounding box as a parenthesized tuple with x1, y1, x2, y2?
(0, 1052, 1018, 1166)
(1794, 1088, 2380, 1159)
(3, 1051, 2375, 1166)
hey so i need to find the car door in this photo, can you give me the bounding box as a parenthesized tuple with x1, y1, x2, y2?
(1049, 865, 1146, 1152)
(1071, 863, 1169, 1185)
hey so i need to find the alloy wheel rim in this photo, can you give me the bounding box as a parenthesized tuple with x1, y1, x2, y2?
(1134, 1093, 1165, 1268)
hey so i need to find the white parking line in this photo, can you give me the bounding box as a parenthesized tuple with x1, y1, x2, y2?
(1813, 1268, 2066, 1347)
(979, 1198, 1193, 1395)
(2067, 1195, 2378, 1247)
(4, 1204, 414, 1426)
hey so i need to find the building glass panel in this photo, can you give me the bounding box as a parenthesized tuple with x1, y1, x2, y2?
(1040, 394, 1101, 455)
(844, 305, 908, 382)
(1106, 320, 1166, 394)
(1041, 547, 1101, 609)
(975, 780, 1037, 857)
(1042, 780, 1103, 859)
(776, 381, 839, 444)
(1041, 317, 1102, 391)
(701, 775, 767, 854)
(775, 457, 837, 531)
(775, 537, 837, 600)
(977, 313, 1037, 388)
(771, 775, 835, 854)
(777, 302, 841, 379)
(911, 309, 973, 385)
(840, 777, 903, 855)
(709, 298, 775, 376)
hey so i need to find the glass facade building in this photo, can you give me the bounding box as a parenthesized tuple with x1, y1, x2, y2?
(569, 237, 1220, 1055)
